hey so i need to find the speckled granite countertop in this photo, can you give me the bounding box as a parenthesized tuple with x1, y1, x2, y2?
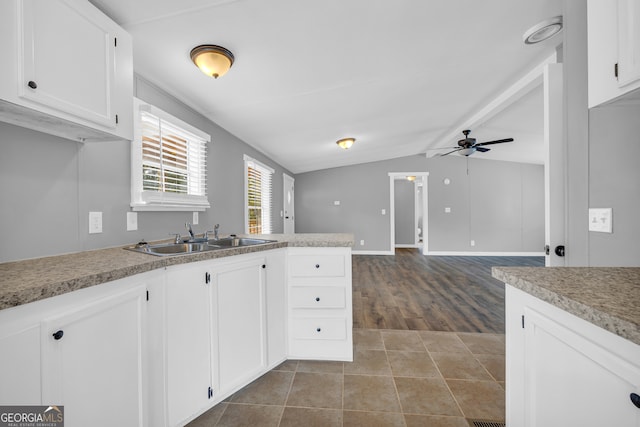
(492, 267, 640, 346)
(0, 233, 354, 310)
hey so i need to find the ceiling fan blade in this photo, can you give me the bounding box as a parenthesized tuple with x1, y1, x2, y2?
(475, 138, 514, 147)
(475, 146, 490, 152)
(439, 148, 462, 156)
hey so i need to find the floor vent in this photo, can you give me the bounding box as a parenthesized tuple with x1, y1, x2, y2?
(468, 420, 506, 427)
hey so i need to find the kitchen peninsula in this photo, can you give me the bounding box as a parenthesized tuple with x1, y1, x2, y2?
(0, 233, 354, 427)
(493, 267, 640, 427)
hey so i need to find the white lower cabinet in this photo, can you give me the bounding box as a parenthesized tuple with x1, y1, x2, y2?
(211, 257, 267, 396)
(287, 247, 353, 361)
(164, 251, 283, 426)
(165, 261, 213, 427)
(506, 285, 640, 427)
(0, 271, 157, 427)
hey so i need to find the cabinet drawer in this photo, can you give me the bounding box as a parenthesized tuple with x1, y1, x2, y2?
(290, 287, 345, 309)
(289, 255, 345, 277)
(291, 318, 347, 340)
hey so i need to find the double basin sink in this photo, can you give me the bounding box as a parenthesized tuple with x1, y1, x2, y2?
(127, 237, 276, 256)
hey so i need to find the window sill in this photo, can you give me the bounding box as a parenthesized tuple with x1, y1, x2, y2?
(131, 203, 208, 212)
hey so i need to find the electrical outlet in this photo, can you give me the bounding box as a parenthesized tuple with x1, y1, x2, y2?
(470, 240, 475, 247)
(588, 208, 612, 233)
(334, 200, 340, 206)
(360, 240, 365, 246)
(89, 211, 102, 234)
(381, 209, 386, 215)
(445, 207, 451, 213)
(126, 212, 138, 231)
(193, 211, 199, 225)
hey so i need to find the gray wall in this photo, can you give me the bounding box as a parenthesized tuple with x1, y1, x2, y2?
(295, 154, 545, 254)
(0, 75, 292, 262)
(588, 105, 640, 266)
(394, 179, 416, 245)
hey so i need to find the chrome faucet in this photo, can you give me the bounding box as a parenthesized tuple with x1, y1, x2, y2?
(185, 222, 195, 241)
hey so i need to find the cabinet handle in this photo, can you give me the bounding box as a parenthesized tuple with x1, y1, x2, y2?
(315, 297, 320, 302)
(631, 393, 640, 409)
(316, 327, 321, 332)
(27, 80, 37, 89)
(315, 264, 320, 268)
(52, 330, 64, 340)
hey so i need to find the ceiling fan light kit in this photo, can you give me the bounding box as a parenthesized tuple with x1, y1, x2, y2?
(190, 44, 235, 78)
(436, 129, 514, 157)
(523, 16, 563, 44)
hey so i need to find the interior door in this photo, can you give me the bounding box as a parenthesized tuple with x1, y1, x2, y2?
(283, 173, 295, 233)
(544, 64, 566, 266)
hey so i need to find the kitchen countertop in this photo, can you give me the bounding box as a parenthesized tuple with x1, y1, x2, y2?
(0, 233, 354, 310)
(492, 267, 640, 346)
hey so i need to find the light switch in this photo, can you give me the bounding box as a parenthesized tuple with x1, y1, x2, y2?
(588, 208, 612, 233)
(334, 200, 340, 206)
(89, 211, 102, 234)
(445, 207, 451, 213)
(381, 209, 386, 215)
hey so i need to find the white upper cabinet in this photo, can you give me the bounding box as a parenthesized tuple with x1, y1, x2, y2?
(588, 0, 640, 107)
(0, 0, 133, 141)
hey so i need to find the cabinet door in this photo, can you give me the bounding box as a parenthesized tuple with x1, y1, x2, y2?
(523, 307, 640, 426)
(212, 258, 267, 395)
(166, 263, 212, 427)
(41, 286, 146, 427)
(0, 325, 41, 404)
(617, 0, 640, 87)
(19, 0, 116, 128)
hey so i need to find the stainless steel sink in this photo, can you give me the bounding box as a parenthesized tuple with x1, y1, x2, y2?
(207, 237, 276, 247)
(126, 237, 276, 256)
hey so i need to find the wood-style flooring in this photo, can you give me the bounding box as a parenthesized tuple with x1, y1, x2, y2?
(352, 249, 544, 334)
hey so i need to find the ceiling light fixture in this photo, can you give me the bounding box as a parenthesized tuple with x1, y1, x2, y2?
(406, 176, 416, 182)
(190, 45, 235, 78)
(336, 138, 355, 149)
(523, 16, 563, 44)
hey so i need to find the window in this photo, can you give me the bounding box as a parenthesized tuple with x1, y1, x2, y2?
(244, 155, 273, 234)
(131, 98, 210, 211)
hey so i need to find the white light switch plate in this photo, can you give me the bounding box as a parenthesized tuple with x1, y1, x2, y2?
(588, 208, 612, 233)
(89, 211, 102, 234)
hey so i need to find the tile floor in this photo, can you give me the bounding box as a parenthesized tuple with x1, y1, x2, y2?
(187, 329, 505, 427)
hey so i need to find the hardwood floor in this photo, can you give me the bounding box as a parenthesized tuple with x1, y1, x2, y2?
(352, 249, 544, 333)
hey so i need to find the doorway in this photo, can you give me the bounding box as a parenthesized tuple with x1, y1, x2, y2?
(283, 173, 295, 234)
(388, 172, 429, 254)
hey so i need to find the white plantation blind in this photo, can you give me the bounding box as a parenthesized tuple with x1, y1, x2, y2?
(131, 99, 210, 211)
(244, 155, 273, 234)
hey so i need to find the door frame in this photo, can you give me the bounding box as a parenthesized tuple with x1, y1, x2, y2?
(282, 173, 295, 234)
(388, 172, 429, 254)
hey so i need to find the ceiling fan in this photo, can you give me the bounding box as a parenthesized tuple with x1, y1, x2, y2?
(437, 130, 514, 157)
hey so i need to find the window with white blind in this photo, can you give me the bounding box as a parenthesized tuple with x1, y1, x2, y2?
(131, 98, 210, 211)
(244, 155, 273, 234)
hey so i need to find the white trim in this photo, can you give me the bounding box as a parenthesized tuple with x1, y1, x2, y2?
(395, 244, 420, 248)
(425, 251, 545, 257)
(138, 101, 210, 142)
(388, 172, 430, 254)
(243, 154, 275, 174)
(352, 250, 395, 255)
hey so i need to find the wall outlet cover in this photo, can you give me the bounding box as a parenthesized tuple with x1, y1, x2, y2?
(193, 211, 199, 225)
(588, 208, 612, 233)
(89, 211, 102, 234)
(127, 212, 138, 231)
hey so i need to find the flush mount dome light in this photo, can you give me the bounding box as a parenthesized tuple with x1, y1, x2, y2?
(523, 16, 563, 44)
(190, 45, 235, 78)
(336, 138, 355, 149)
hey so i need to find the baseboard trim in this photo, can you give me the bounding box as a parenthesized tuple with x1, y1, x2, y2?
(395, 244, 420, 248)
(425, 251, 545, 257)
(352, 250, 395, 255)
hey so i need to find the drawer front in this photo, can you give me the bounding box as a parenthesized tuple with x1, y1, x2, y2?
(289, 254, 345, 277)
(290, 287, 345, 309)
(291, 318, 347, 340)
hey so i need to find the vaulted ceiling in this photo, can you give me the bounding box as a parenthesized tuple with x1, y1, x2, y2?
(91, 0, 562, 173)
